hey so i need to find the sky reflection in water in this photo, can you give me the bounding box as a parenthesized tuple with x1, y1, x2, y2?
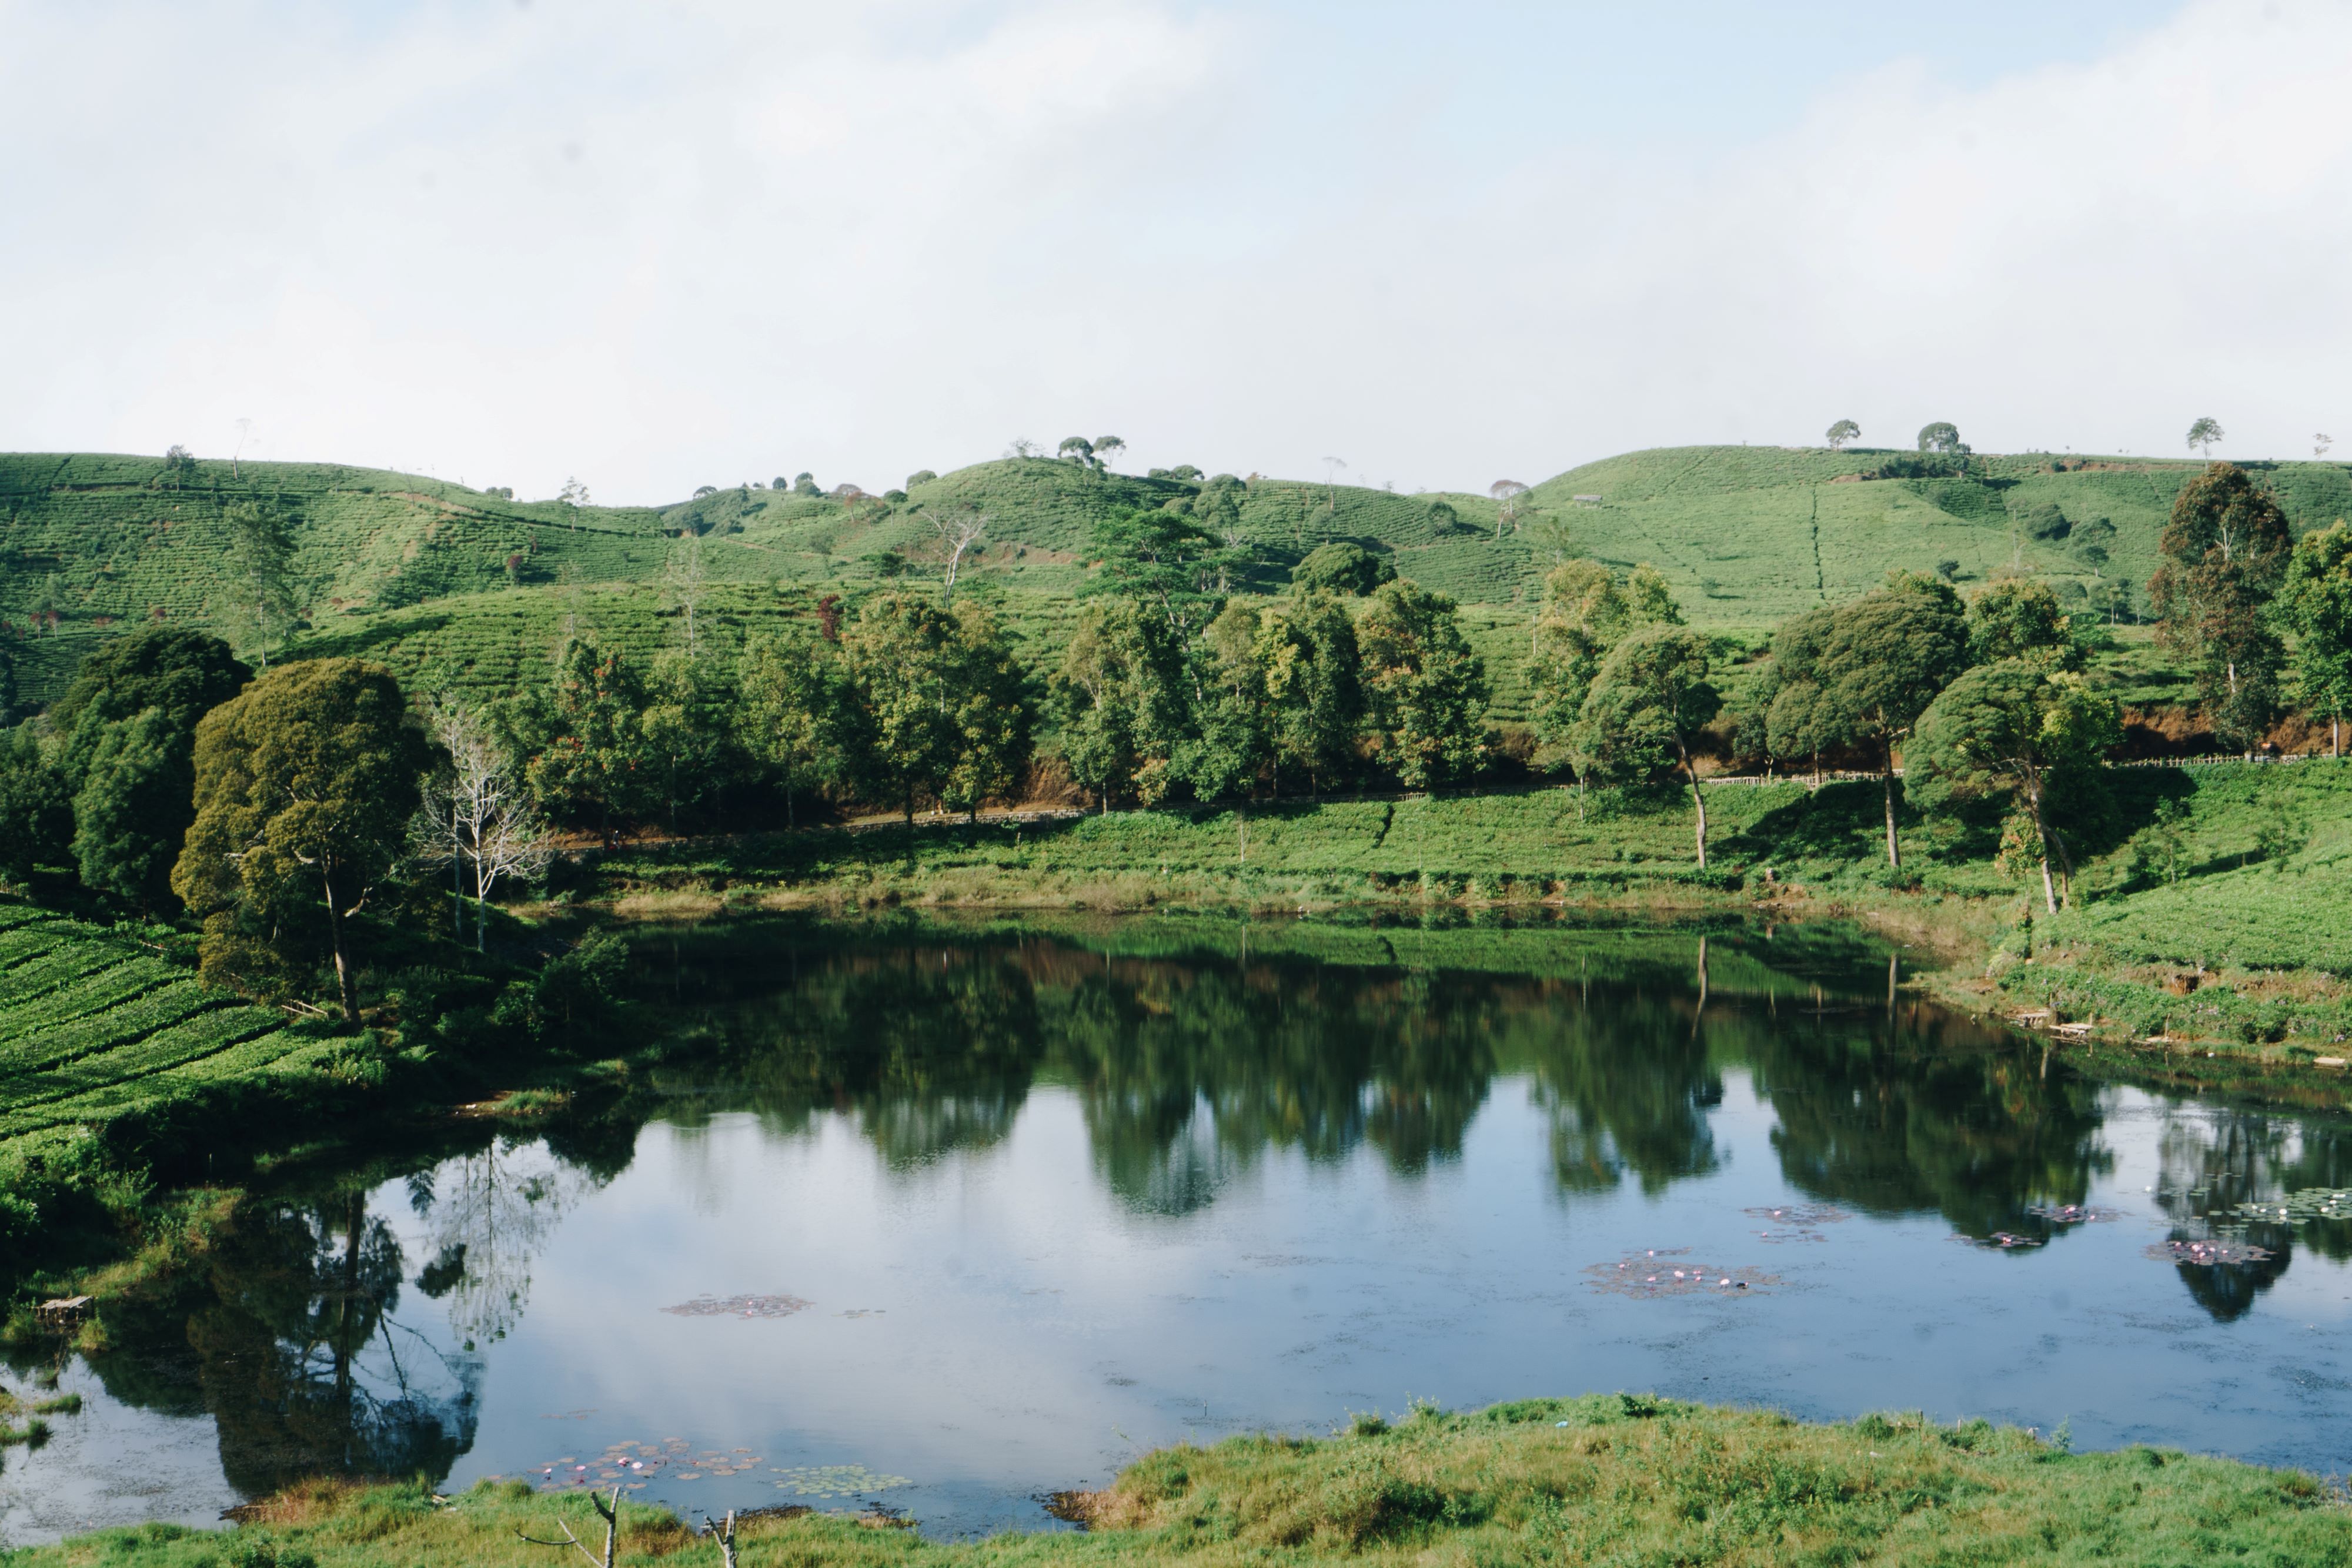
(8, 918, 2352, 1543)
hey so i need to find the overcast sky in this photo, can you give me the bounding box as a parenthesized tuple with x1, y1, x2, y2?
(7, 0, 2348, 503)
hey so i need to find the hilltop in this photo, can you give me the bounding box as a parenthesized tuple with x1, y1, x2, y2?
(7, 443, 2351, 709)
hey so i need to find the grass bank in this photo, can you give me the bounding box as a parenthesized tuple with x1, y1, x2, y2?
(14, 1396, 2343, 1568)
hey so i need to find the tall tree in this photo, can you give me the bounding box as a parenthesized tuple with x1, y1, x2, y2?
(840, 594, 1021, 825)
(1087, 509, 1225, 647)
(52, 627, 250, 910)
(1907, 661, 2120, 914)
(739, 629, 847, 824)
(1258, 591, 1362, 797)
(2149, 462, 2292, 754)
(1290, 541, 1392, 597)
(1051, 600, 1186, 810)
(1825, 419, 1860, 451)
(1812, 574, 1970, 865)
(172, 660, 429, 1023)
(1526, 560, 1676, 758)
(2280, 520, 2352, 757)
(1177, 601, 1271, 801)
(1571, 627, 1722, 867)
(416, 703, 553, 949)
(1966, 577, 2081, 669)
(0, 726, 71, 884)
(940, 603, 1031, 821)
(501, 638, 656, 847)
(1357, 579, 1490, 790)
(2187, 417, 2225, 457)
(1756, 604, 1838, 783)
(221, 499, 298, 667)
(1916, 422, 1964, 454)
(640, 651, 737, 831)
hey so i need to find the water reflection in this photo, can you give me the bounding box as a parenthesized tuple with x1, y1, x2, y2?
(41, 916, 2352, 1525)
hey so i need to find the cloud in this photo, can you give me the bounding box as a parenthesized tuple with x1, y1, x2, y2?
(4, 0, 2350, 500)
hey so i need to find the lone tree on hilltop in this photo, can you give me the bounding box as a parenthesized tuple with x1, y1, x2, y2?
(2187, 417, 2225, 457)
(1059, 437, 1099, 469)
(1826, 419, 1860, 451)
(1917, 422, 1965, 454)
(172, 659, 429, 1022)
(1092, 436, 1127, 470)
(1489, 480, 1530, 538)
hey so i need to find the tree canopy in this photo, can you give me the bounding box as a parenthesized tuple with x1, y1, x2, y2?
(1291, 541, 1394, 597)
(1569, 626, 1721, 867)
(2149, 462, 2291, 753)
(172, 659, 429, 1022)
(1357, 580, 1490, 790)
(2281, 520, 2352, 756)
(1825, 419, 1860, 451)
(1812, 573, 1969, 865)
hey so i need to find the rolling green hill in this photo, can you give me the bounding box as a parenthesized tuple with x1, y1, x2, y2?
(8, 444, 2351, 711)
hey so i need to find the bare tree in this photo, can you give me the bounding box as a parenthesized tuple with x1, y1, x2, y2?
(2318, 433, 2335, 459)
(662, 531, 709, 656)
(919, 504, 990, 605)
(417, 703, 554, 950)
(703, 1512, 739, 1568)
(232, 417, 255, 479)
(1005, 438, 1043, 459)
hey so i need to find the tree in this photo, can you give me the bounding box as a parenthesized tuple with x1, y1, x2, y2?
(1005, 439, 1043, 460)
(1967, 577, 2080, 668)
(2280, 520, 2352, 757)
(1058, 436, 1098, 469)
(501, 638, 654, 847)
(2318, 434, 2335, 460)
(172, 660, 429, 1023)
(2187, 417, 2225, 457)
(660, 531, 708, 657)
(1826, 419, 1860, 451)
(221, 499, 298, 667)
(1177, 601, 1270, 801)
(840, 594, 1021, 825)
(417, 703, 553, 949)
(1051, 600, 1186, 810)
(1570, 627, 1721, 867)
(1526, 560, 1678, 755)
(52, 627, 250, 910)
(739, 630, 846, 824)
(692, 484, 718, 499)
(1757, 604, 1839, 782)
(1917, 422, 1964, 454)
(1907, 660, 2120, 914)
(1812, 574, 1970, 865)
(558, 477, 592, 507)
(2149, 462, 2292, 753)
(0, 726, 71, 884)
(1358, 580, 1489, 790)
(1257, 592, 1362, 797)
(940, 603, 1031, 821)
(1092, 436, 1127, 470)
(639, 651, 737, 831)
(1290, 541, 1393, 597)
(793, 472, 820, 495)
(1489, 480, 1530, 538)
(1087, 509, 1225, 645)
(918, 504, 990, 606)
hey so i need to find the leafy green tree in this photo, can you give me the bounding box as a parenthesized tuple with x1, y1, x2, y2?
(1258, 591, 1362, 797)
(1290, 541, 1394, 597)
(1826, 419, 1860, 451)
(1917, 422, 1965, 454)
(1087, 509, 1225, 644)
(1756, 603, 1838, 781)
(1358, 580, 1490, 789)
(739, 630, 847, 824)
(0, 726, 70, 884)
(640, 651, 738, 831)
(841, 594, 1028, 824)
(1051, 600, 1187, 810)
(1623, 563, 1682, 627)
(1177, 601, 1271, 801)
(501, 638, 656, 846)
(2187, 417, 2224, 457)
(1907, 660, 2121, 914)
(2280, 520, 2352, 757)
(221, 499, 299, 667)
(1570, 627, 1722, 867)
(940, 603, 1031, 820)
(1967, 577, 2081, 668)
(1526, 560, 1677, 757)
(2149, 462, 2292, 753)
(51, 627, 250, 908)
(1812, 574, 1970, 865)
(172, 660, 429, 1022)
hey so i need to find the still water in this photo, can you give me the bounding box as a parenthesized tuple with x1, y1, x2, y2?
(8, 915, 2352, 1543)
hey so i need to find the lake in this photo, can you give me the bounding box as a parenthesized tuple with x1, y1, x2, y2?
(6, 914, 2351, 1545)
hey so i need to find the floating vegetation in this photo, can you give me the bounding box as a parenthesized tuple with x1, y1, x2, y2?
(662, 1293, 811, 1319)
(1585, 1254, 1776, 1297)
(2148, 1238, 2275, 1267)
(2024, 1204, 2120, 1226)
(2223, 1189, 2352, 1224)
(771, 1465, 914, 1497)
(532, 1438, 766, 1489)
(1950, 1231, 2045, 1251)
(1742, 1204, 1848, 1227)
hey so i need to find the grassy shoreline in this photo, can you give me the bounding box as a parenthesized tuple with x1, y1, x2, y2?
(11, 1396, 2345, 1567)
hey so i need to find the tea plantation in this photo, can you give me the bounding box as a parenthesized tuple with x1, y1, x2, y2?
(9, 442, 2350, 707)
(0, 900, 338, 1169)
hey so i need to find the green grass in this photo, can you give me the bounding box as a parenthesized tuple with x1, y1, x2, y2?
(15, 443, 2350, 707)
(13, 1397, 2344, 1568)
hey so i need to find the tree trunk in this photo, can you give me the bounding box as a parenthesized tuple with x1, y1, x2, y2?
(1882, 741, 1901, 868)
(2024, 783, 2060, 915)
(324, 870, 361, 1024)
(1681, 747, 1707, 869)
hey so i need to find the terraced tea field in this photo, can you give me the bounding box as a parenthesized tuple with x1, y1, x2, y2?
(0, 901, 336, 1160)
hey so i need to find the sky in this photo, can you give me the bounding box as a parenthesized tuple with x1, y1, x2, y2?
(7, 0, 2351, 503)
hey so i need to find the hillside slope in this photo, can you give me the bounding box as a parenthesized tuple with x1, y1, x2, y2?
(8, 444, 2350, 707)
